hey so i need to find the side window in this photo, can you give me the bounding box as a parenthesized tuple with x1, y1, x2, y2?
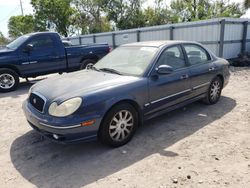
(183, 44, 211, 65)
(28, 36, 54, 50)
(156, 45, 186, 70)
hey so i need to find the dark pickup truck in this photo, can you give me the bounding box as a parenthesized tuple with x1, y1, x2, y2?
(0, 32, 110, 92)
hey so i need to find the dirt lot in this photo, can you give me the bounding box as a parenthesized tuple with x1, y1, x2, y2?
(0, 67, 250, 188)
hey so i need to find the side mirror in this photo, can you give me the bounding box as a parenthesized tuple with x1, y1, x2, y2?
(23, 44, 34, 53)
(156, 65, 173, 74)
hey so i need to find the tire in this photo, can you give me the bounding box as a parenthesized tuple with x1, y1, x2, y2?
(98, 103, 138, 147)
(0, 68, 19, 92)
(203, 77, 223, 105)
(80, 59, 97, 70)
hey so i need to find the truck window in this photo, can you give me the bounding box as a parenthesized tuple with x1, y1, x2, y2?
(28, 36, 54, 50)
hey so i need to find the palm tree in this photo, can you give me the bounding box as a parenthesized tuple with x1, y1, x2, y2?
(244, 0, 250, 9)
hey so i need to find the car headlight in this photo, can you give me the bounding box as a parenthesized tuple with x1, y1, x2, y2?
(48, 97, 82, 117)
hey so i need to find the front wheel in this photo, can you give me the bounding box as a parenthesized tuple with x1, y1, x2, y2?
(98, 103, 138, 147)
(203, 77, 223, 104)
(0, 68, 19, 92)
(80, 59, 97, 70)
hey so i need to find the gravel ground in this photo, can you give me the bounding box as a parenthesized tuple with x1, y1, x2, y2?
(0, 67, 250, 188)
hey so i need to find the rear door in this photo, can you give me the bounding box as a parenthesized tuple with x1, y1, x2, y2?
(20, 34, 66, 75)
(146, 45, 191, 115)
(182, 44, 216, 97)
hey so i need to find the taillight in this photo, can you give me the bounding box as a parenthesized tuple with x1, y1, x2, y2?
(109, 47, 112, 52)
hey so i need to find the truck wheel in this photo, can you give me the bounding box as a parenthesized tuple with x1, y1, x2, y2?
(98, 103, 138, 147)
(0, 68, 19, 92)
(80, 59, 96, 70)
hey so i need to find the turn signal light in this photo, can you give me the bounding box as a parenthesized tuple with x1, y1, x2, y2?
(81, 120, 95, 126)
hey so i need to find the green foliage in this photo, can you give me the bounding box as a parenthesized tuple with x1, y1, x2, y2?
(210, 1, 243, 18)
(7, 0, 245, 36)
(31, 0, 75, 37)
(72, 0, 111, 34)
(144, 6, 178, 26)
(0, 31, 8, 45)
(102, 0, 146, 30)
(170, 0, 244, 22)
(8, 15, 35, 38)
(244, 0, 250, 9)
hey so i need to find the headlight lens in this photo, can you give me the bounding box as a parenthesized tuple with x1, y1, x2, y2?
(48, 97, 82, 117)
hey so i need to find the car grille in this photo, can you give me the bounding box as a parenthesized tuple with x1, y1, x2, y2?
(29, 93, 46, 113)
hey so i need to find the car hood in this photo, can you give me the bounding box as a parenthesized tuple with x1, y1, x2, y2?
(0, 48, 14, 57)
(0, 47, 14, 52)
(32, 70, 141, 101)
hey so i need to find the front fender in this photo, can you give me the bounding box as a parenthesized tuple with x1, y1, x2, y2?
(78, 81, 148, 123)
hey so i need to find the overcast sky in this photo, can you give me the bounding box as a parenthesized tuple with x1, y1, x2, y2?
(0, 0, 248, 37)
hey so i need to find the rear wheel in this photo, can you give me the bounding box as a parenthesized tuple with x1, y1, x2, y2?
(80, 59, 97, 70)
(0, 68, 19, 92)
(99, 103, 138, 147)
(203, 77, 223, 104)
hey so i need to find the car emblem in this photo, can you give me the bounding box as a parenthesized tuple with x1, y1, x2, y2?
(33, 98, 37, 104)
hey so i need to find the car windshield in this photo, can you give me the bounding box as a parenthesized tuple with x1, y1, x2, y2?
(94, 46, 158, 76)
(6, 35, 30, 50)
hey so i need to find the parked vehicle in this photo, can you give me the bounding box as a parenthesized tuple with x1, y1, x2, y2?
(23, 41, 230, 147)
(0, 32, 110, 92)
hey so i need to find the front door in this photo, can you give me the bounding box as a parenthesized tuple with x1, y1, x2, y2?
(19, 35, 66, 76)
(146, 45, 191, 115)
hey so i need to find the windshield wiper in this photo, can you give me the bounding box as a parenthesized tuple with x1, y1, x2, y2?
(99, 68, 122, 75)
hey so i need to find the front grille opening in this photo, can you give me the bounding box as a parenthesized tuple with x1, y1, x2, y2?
(29, 93, 45, 112)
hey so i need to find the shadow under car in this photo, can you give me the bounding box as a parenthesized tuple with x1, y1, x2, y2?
(10, 96, 236, 188)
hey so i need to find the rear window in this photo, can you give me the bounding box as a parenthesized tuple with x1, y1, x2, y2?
(183, 44, 211, 65)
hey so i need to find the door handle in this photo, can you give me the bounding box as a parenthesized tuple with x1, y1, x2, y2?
(180, 74, 189, 79)
(48, 55, 60, 58)
(29, 61, 38, 64)
(209, 67, 215, 71)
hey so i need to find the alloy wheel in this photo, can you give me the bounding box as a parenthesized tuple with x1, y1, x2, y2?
(109, 110, 134, 141)
(210, 80, 221, 101)
(0, 73, 15, 89)
(86, 63, 94, 69)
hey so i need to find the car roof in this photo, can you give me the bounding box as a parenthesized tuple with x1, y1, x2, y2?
(23, 31, 59, 38)
(122, 40, 200, 48)
(31, 31, 58, 35)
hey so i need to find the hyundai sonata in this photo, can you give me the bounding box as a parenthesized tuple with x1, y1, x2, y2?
(23, 41, 230, 147)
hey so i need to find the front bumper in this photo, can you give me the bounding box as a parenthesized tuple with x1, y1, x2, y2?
(22, 100, 102, 144)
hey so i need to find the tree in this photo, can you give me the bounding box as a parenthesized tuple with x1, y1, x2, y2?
(244, 0, 250, 9)
(31, 0, 75, 37)
(101, 0, 146, 30)
(72, 0, 111, 34)
(0, 31, 8, 45)
(170, 0, 213, 22)
(8, 15, 35, 38)
(210, 0, 243, 18)
(170, 0, 243, 22)
(144, 1, 179, 26)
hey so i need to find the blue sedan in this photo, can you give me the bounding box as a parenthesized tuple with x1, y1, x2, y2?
(23, 41, 230, 147)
